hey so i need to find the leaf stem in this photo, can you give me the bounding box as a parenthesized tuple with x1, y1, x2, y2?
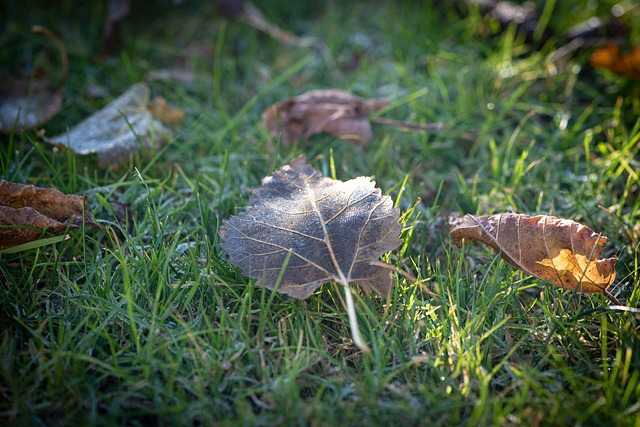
(603, 289, 622, 306)
(343, 284, 371, 355)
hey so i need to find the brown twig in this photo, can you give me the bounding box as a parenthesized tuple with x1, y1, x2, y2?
(31, 25, 68, 89)
(371, 117, 444, 132)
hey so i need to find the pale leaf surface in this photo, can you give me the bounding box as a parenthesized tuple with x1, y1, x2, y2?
(220, 155, 402, 299)
(46, 83, 170, 167)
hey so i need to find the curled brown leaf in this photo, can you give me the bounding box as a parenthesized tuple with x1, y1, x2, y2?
(590, 44, 640, 81)
(262, 89, 389, 145)
(449, 213, 619, 303)
(0, 180, 97, 249)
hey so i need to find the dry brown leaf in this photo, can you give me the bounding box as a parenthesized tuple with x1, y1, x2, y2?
(0, 180, 97, 249)
(0, 26, 67, 133)
(262, 89, 443, 145)
(590, 44, 640, 80)
(448, 213, 619, 303)
(219, 155, 402, 352)
(147, 96, 185, 125)
(262, 89, 388, 145)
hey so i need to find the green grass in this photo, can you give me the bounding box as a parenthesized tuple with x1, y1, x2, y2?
(1, 0, 640, 425)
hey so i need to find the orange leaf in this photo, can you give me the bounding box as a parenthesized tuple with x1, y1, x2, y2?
(448, 213, 618, 300)
(590, 44, 640, 80)
(147, 96, 185, 125)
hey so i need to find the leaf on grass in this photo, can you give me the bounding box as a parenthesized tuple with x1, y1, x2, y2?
(0, 180, 97, 250)
(45, 82, 176, 168)
(262, 89, 443, 145)
(220, 155, 402, 298)
(220, 155, 403, 352)
(262, 89, 388, 145)
(590, 44, 640, 80)
(448, 213, 618, 299)
(147, 96, 186, 125)
(0, 26, 67, 133)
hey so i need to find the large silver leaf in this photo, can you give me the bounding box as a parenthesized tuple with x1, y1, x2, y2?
(46, 83, 170, 167)
(219, 155, 402, 299)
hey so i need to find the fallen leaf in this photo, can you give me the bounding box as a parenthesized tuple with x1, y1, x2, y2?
(590, 44, 640, 80)
(262, 89, 442, 145)
(262, 89, 389, 144)
(45, 83, 171, 168)
(147, 96, 185, 125)
(220, 155, 403, 351)
(0, 180, 97, 250)
(448, 213, 619, 303)
(220, 155, 402, 297)
(0, 26, 67, 133)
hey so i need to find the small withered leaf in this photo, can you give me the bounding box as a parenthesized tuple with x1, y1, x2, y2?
(448, 213, 618, 297)
(147, 96, 186, 125)
(0, 180, 97, 249)
(262, 89, 388, 145)
(219, 155, 403, 299)
(590, 44, 640, 81)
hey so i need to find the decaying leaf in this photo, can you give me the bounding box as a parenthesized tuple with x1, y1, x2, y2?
(147, 96, 186, 125)
(220, 155, 402, 352)
(0, 180, 97, 250)
(220, 155, 402, 297)
(45, 83, 175, 168)
(448, 213, 619, 303)
(262, 89, 388, 144)
(590, 44, 640, 80)
(0, 26, 67, 133)
(262, 89, 443, 145)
